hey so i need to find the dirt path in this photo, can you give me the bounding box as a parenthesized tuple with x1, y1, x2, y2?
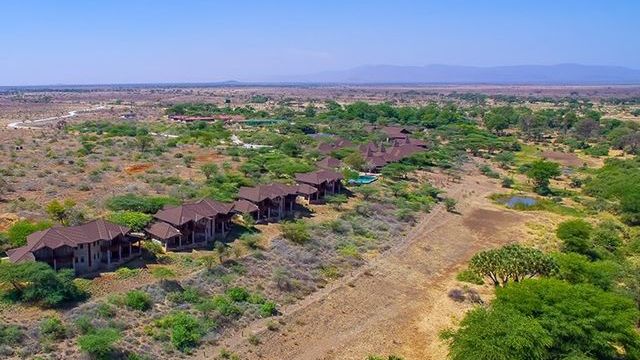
(196, 166, 532, 360)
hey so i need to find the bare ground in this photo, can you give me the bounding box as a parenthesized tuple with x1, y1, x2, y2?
(195, 166, 533, 360)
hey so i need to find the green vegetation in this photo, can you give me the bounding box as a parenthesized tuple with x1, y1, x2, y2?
(0, 261, 86, 307)
(281, 220, 311, 244)
(444, 278, 640, 359)
(105, 194, 180, 214)
(525, 160, 561, 195)
(153, 311, 203, 352)
(0, 219, 52, 253)
(469, 244, 557, 287)
(124, 290, 152, 311)
(107, 211, 152, 231)
(77, 328, 121, 359)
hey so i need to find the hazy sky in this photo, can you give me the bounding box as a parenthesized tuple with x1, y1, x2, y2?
(1, 0, 639, 85)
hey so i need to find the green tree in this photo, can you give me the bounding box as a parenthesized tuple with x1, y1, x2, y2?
(526, 160, 560, 195)
(200, 162, 219, 181)
(445, 279, 640, 360)
(107, 211, 152, 232)
(134, 134, 154, 152)
(443, 307, 552, 360)
(0, 262, 86, 307)
(556, 219, 593, 256)
(4, 220, 52, 248)
(469, 244, 557, 287)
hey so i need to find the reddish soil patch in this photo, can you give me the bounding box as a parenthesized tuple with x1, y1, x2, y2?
(540, 151, 584, 167)
(124, 163, 153, 174)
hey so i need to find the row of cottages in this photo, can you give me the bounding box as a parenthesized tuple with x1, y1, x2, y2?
(147, 199, 242, 252)
(7, 219, 141, 275)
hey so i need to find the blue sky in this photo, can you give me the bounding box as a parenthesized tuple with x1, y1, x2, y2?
(1, 0, 638, 85)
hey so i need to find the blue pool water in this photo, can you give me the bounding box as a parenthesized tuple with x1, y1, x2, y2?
(505, 196, 537, 208)
(349, 175, 378, 185)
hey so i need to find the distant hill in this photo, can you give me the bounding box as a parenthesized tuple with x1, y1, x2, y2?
(278, 64, 640, 85)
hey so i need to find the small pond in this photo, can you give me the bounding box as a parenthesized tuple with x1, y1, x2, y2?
(349, 175, 378, 185)
(504, 196, 537, 208)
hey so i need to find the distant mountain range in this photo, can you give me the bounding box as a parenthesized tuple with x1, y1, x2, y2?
(276, 64, 640, 85)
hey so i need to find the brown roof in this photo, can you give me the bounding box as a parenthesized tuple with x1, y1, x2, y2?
(8, 219, 130, 263)
(238, 183, 298, 203)
(146, 222, 181, 240)
(295, 169, 344, 185)
(296, 183, 319, 195)
(381, 126, 411, 136)
(317, 137, 353, 154)
(232, 199, 259, 214)
(154, 199, 234, 226)
(317, 156, 343, 169)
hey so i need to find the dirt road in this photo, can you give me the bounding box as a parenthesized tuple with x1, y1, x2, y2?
(196, 166, 531, 360)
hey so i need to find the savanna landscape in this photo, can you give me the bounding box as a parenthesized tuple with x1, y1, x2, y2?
(1, 83, 640, 360)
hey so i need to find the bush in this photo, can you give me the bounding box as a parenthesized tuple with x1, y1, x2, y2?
(281, 220, 311, 244)
(259, 301, 278, 317)
(124, 290, 152, 311)
(225, 287, 250, 302)
(210, 295, 242, 317)
(74, 315, 95, 335)
(77, 328, 121, 359)
(0, 324, 22, 345)
(154, 312, 202, 352)
(40, 316, 67, 340)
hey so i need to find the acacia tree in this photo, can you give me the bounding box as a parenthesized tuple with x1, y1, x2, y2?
(526, 160, 560, 195)
(469, 244, 557, 287)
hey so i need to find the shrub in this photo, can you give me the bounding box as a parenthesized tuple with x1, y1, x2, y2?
(0, 324, 22, 345)
(40, 316, 67, 340)
(77, 328, 121, 359)
(211, 295, 242, 317)
(225, 287, 250, 302)
(155, 312, 202, 352)
(124, 290, 152, 311)
(259, 301, 278, 317)
(151, 266, 175, 280)
(281, 220, 311, 244)
(74, 315, 95, 335)
(96, 303, 116, 318)
(444, 198, 457, 212)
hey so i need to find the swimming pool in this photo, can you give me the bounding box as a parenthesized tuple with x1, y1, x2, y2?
(349, 175, 378, 185)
